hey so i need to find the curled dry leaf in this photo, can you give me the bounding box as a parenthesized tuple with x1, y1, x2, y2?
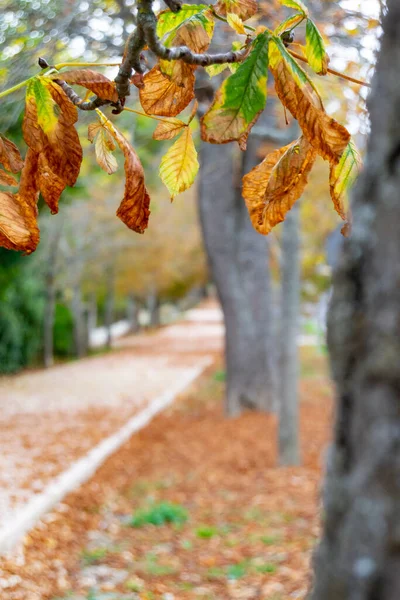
(214, 0, 257, 21)
(0, 134, 24, 173)
(201, 32, 269, 148)
(0, 169, 18, 187)
(99, 115, 150, 233)
(88, 122, 118, 175)
(140, 65, 195, 117)
(243, 136, 317, 235)
(329, 139, 361, 235)
(53, 69, 119, 103)
(269, 37, 350, 164)
(153, 118, 187, 140)
(23, 77, 83, 197)
(0, 152, 40, 253)
(159, 126, 199, 199)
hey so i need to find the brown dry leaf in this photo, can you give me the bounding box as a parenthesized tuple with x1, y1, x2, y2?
(214, 0, 257, 21)
(0, 134, 24, 173)
(37, 153, 67, 214)
(53, 69, 119, 103)
(153, 118, 187, 141)
(269, 37, 350, 164)
(100, 117, 150, 233)
(23, 79, 82, 191)
(0, 153, 40, 252)
(88, 122, 118, 175)
(243, 136, 317, 234)
(140, 65, 195, 117)
(0, 169, 18, 186)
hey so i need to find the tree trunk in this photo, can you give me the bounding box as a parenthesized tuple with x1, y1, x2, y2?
(126, 293, 139, 333)
(311, 2, 400, 597)
(105, 266, 115, 349)
(43, 227, 61, 368)
(147, 287, 160, 328)
(71, 284, 86, 358)
(278, 202, 301, 466)
(198, 140, 275, 416)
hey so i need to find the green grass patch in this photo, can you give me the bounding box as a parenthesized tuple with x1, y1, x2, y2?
(129, 501, 188, 527)
(196, 525, 218, 539)
(213, 370, 226, 382)
(226, 561, 249, 580)
(255, 562, 277, 574)
(80, 547, 108, 565)
(260, 534, 281, 545)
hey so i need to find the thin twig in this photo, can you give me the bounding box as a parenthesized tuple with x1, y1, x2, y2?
(288, 49, 371, 88)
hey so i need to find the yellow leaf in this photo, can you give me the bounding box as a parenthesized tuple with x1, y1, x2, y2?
(159, 127, 199, 200)
(88, 123, 118, 174)
(329, 139, 361, 234)
(227, 13, 246, 35)
(153, 118, 187, 141)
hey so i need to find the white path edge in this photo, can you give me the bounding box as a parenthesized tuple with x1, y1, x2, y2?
(0, 357, 212, 556)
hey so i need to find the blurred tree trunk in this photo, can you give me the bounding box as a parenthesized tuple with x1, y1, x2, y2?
(278, 202, 301, 466)
(147, 286, 160, 328)
(105, 265, 115, 349)
(126, 293, 139, 333)
(43, 226, 62, 368)
(311, 2, 400, 597)
(71, 284, 86, 358)
(198, 140, 275, 416)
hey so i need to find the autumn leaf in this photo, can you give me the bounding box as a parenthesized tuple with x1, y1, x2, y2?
(140, 65, 195, 117)
(305, 19, 329, 75)
(23, 77, 83, 191)
(0, 169, 18, 186)
(243, 136, 317, 234)
(36, 153, 67, 214)
(329, 139, 361, 231)
(159, 127, 199, 199)
(0, 134, 24, 173)
(53, 69, 119, 102)
(157, 4, 209, 38)
(0, 152, 40, 253)
(153, 118, 187, 140)
(201, 32, 269, 148)
(227, 13, 246, 35)
(274, 13, 305, 36)
(205, 63, 229, 78)
(214, 0, 257, 21)
(88, 122, 118, 174)
(98, 114, 150, 233)
(269, 36, 350, 163)
(279, 0, 308, 16)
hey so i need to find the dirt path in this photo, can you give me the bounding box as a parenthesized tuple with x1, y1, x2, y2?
(0, 304, 223, 537)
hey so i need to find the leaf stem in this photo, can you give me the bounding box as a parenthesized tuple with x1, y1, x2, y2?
(0, 77, 34, 99)
(123, 106, 187, 126)
(288, 49, 371, 87)
(54, 61, 121, 70)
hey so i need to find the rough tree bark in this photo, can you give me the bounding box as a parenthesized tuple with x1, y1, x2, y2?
(278, 202, 301, 466)
(311, 2, 400, 598)
(198, 139, 275, 416)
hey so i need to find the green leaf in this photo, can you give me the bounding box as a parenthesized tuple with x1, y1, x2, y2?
(305, 18, 329, 75)
(159, 127, 199, 199)
(157, 4, 208, 39)
(329, 139, 361, 223)
(201, 32, 269, 148)
(205, 63, 229, 78)
(280, 0, 309, 16)
(274, 13, 304, 36)
(27, 77, 59, 136)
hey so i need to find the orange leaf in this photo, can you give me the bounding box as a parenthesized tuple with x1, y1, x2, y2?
(100, 117, 150, 234)
(139, 65, 195, 117)
(0, 134, 24, 173)
(0, 169, 18, 186)
(243, 136, 317, 234)
(214, 0, 257, 20)
(37, 153, 67, 214)
(53, 69, 119, 103)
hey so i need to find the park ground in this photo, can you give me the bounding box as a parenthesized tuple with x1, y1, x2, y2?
(0, 329, 333, 600)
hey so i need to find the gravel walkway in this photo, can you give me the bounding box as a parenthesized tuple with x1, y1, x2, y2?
(0, 304, 223, 538)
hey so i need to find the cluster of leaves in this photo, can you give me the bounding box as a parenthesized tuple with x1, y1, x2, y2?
(0, 0, 362, 254)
